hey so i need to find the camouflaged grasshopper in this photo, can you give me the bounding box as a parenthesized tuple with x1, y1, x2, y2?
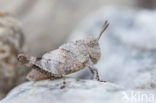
(18, 21, 109, 88)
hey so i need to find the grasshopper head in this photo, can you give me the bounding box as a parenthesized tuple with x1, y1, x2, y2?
(85, 21, 109, 64)
(85, 37, 101, 64)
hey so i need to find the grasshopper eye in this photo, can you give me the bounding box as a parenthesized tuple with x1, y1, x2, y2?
(85, 37, 95, 47)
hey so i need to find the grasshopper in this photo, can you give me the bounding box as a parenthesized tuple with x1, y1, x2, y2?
(18, 21, 109, 88)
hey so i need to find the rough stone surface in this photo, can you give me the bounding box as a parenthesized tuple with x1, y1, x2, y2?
(1, 78, 155, 103)
(69, 8, 156, 89)
(0, 78, 122, 103)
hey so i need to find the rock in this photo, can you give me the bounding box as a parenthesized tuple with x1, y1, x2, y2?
(1, 78, 155, 103)
(69, 8, 156, 89)
(0, 78, 122, 103)
(0, 10, 28, 99)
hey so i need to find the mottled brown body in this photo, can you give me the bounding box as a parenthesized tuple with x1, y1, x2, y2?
(18, 21, 109, 82)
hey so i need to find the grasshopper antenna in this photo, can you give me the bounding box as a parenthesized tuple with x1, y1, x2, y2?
(97, 20, 109, 41)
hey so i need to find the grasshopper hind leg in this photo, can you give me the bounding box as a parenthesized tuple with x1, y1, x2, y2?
(26, 69, 53, 81)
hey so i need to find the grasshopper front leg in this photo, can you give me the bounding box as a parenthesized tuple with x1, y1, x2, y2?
(88, 65, 105, 82)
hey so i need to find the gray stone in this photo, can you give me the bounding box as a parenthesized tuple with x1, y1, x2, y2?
(1, 78, 123, 103)
(1, 78, 156, 103)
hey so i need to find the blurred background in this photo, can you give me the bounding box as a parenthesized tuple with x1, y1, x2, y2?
(0, 0, 156, 101)
(0, 0, 155, 56)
